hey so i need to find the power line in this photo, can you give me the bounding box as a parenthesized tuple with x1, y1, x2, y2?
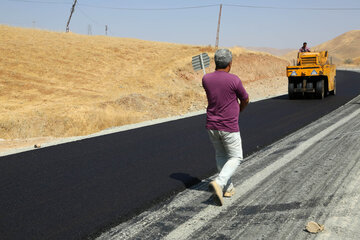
(8, 1, 360, 11)
(223, 4, 360, 11)
(77, 3, 219, 11)
(8, 0, 72, 5)
(77, 6, 101, 25)
(77, 6, 117, 36)
(75, 3, 360, 12)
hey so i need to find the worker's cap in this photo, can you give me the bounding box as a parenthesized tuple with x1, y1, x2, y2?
(214, 49, 232, 69)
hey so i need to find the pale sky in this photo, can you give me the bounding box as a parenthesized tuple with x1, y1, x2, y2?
(1, 0, 360, 49)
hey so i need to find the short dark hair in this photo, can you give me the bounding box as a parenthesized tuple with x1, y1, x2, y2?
(303, 42, 307, 45)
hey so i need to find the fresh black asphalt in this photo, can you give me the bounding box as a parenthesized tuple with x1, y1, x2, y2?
(0, 70, 359, 240)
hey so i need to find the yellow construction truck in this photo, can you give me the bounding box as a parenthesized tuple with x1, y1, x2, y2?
(286, 51, 336, 99)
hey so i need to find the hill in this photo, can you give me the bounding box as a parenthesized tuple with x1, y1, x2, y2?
(283, 30, 360, 65)
(245, 47, 294, 56)
(0, 24, 289, 145)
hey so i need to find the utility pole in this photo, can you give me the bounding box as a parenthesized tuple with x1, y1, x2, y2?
(66, 0, 78, 32)
(215, 4, 222, 49)
(105, 25, 108, 36)
(32, 20, 36, 28)
(88, 24, 92, 35)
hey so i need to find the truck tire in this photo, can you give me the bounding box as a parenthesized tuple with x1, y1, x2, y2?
(330, 77, 336, 95)
(288, 82, 295, 99)
(316, 79, 325, 99)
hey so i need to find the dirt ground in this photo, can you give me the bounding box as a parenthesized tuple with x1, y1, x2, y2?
(0, 25, 289, 153)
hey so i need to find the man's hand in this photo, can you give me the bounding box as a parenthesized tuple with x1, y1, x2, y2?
(240, 97, 249, 112)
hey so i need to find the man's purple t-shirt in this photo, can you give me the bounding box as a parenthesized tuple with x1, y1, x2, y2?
(202, 71, 248, 132)
(299, 47, 310, 52)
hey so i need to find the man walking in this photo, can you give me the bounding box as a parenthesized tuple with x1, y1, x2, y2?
(202, 49, 249, 206)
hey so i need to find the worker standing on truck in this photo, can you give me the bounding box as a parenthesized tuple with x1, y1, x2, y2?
(299, 42, 311, 52)
(202, 49, 249, 206)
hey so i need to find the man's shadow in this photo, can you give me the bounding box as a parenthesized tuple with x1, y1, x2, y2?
(170, 172, 219, 206)
(170, 172, 210, 191)
(170, 172, 202, 188)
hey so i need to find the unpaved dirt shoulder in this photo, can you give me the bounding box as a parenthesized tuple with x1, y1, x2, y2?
(0, 137, 57, 154)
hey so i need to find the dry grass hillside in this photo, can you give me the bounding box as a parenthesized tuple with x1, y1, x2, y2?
(245, 47, 294, 56)
(284, 30, 360, 65)
(354, 57, 360, 65)
(0, 24, 289, 148)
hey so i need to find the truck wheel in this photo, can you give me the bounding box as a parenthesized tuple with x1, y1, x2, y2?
(316, 79, 325, 99)
(288, 82, 295, 99)
(330, 77, 336, 95)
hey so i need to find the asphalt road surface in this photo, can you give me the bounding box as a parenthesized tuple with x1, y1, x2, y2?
(101, 93, 360, 240)
(0, 70, 359, 240)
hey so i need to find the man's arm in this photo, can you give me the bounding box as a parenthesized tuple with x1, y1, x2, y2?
(235, 78, 249, 112)
(240, 97, 249, 112)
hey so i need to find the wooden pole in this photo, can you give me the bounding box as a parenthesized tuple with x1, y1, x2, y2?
(215, 4, 222, 49)
(66, 0, 78, 32)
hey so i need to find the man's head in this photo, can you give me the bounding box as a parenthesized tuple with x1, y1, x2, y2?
(214, 49, 232, 71)
(303, 42, 307, 48)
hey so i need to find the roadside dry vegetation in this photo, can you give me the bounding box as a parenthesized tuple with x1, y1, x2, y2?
(0, 25, 289, 149)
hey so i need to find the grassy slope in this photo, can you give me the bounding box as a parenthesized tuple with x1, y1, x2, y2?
(314, 30, 360, 62)
(0, 25, 288, 139)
